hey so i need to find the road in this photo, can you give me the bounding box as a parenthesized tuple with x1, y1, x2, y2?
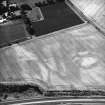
(1, 96, 105, 105)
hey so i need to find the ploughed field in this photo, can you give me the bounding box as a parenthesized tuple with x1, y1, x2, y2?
(0, 23, 105, 91)
(70, 0, 105, 32)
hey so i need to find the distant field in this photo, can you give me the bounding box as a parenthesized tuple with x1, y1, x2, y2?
(0, 20, 28, 48)
(32, 2, 84, 36)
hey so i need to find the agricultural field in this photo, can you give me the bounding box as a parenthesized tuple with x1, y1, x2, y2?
(0, 23, 105, 91)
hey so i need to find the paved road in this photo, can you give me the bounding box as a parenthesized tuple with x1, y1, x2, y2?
(1, 97, 105, 105)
